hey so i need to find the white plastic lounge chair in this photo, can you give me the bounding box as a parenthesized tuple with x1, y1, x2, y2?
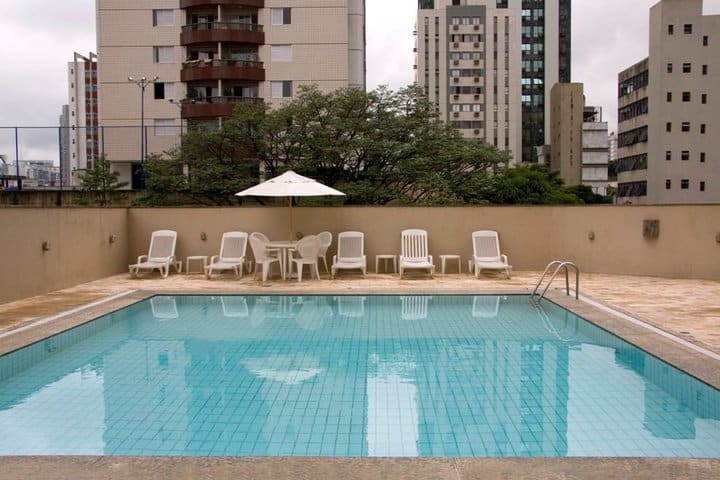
(470, 230, 511, 279)
(472, 295, 500, 318)
(399, 229, 435, 278)
(317, 231, 333, 274)
(334, 296, 366, 318)
(205, 231, 248, 279)
(249, 232, 284, 282)
(290, 235, 322, 282)
(331, 231, 367, 279)
(129, 230, 180, 278)
(221, 296, 249, 317)
(150, 296, 178, 320)
(401, 295, 430, 320)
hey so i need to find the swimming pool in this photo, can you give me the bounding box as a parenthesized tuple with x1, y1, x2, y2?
(0, 294, 718, 457)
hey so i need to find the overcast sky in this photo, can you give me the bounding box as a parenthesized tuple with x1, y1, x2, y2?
(1, 0, 719, 163)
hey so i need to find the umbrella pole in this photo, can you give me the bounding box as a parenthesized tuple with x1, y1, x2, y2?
(288, 196, 293, 240)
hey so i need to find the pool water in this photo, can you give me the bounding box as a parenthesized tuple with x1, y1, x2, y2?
(0, 295, 718, 457)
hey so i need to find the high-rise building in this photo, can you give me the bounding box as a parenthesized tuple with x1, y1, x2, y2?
(66, 52, 99, 186)
(616, 0, 718, 204)
(548, 82, 582, 186)
(415, 0, 570, 164)
(96, 0, 366, 188)
(59, 105, 70, 186)
(582, 106, 609, 196)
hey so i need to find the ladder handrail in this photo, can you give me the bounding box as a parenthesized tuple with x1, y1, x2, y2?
(531, 260, 579, 301)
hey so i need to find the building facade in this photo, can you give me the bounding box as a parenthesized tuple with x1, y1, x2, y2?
(617, 0, 718, 204)
(581, 106, 609, 196)
(548, 82, 582, 186)
(66, 52, 99, 187)
(96, 0, 366, 188)
(415, 0, 570, 165)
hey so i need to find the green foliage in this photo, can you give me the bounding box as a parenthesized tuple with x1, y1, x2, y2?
(78, 154, 128, 206)
(142, 85, 594, 206)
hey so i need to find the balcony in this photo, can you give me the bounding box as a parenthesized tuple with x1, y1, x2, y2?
(180, 96, 263, 119)
(181, 22, 264, 46)
(181, 59, 265, 82)
(180, 0, 263, 8)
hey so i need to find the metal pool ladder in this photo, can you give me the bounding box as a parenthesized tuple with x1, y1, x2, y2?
(531, 260, 580, 301)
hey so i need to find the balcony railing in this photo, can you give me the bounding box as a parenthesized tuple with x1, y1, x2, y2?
(181, 22, 264, 45)
(181, 96, 263, 119)
(181, 59, 265, 82)
(180, 0, 264, 8)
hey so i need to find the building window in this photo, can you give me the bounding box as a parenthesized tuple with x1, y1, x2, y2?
(666, 122, 672, 132)
(668, 24, 674, 35)
(154, 119, 178, 136)
(153, 46, 174, 63)
(667, 63, 673, 73)
(666, 150, 672, 161)
(700, 124, 706, 134)
(701, 93, 707, 104)
(682, 63, 691, 73)
(665, 179, 671, 189)
(666, 92, 672, 102)
(702, 64, 708, 75)
(152, 9, 173, 26)
(681, 122, 690, 132)
(700, 152, 706, 162)
(682, 91, 691, 102)
(271, 45, 292, 62)
(271, 80, 292, 98)
(153, 82, 174, 100)
(681, 150, 690, 161)
(271, 8, 292, 25)
(700, 181, 706, 191)
(681, 179, 689, 189)
(703, 35, 708, 46)
(684, 24, 693, 34)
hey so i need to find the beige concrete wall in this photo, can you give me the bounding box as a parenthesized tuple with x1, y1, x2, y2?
(2, 205, 717, 305)
(0, 209, 128, 304)
(128, 205, 720, 280)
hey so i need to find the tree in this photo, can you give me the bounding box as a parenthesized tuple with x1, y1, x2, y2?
(479, 164, 582, 205)
(78, 154, 128, 206)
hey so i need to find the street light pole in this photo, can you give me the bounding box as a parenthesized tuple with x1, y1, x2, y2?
(128, 75, 159, 187)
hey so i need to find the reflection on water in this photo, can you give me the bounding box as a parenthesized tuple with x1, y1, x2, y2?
(0, 295, 718, 457)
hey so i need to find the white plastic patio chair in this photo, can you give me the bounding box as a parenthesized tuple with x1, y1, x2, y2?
(249, 232, 284, 282)
(205, 231, 248, 279)
(470, 230, 511, 279)
(129, 230, 180, 278)
(399, 229, 435, 278)
(290, 235, 322, 282)
(317, 231, 333, 274)
(331, 231, 367, 279)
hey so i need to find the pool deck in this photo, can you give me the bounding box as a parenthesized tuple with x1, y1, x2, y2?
(1, 270, 719, 479)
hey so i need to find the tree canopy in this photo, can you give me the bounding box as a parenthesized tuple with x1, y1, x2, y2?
(140, 85, 605, 206)
(78, 154, 128, 206)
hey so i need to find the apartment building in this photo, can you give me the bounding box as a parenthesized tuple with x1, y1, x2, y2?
(415, 0, 570, 165)
(617, 0, 718, 204)
(63, 52, 99, 187)
(547, 82, 582, 186)
(581, 106, 609, 196)
(96, 0, 366, 189)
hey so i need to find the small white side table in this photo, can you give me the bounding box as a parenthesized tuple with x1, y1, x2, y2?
(439, 254, 461, 274)
(186, 255, 209, 274)
(375, 254, 397, 273)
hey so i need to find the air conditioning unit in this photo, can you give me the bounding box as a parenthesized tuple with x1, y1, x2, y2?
(453, 42, 459, 48)
(474, 77, 480, 83)
(453, 25, 459, 31)
(473, 129, 480, 135)
(453, 112, 459, 118)
(453, 77, 459, 83)
(474, 42, 480, 48)
(453, 94, 460, 100)
(474, 94, 480, 100)
(473, 25, 479, 31)
(474, 59, 480, 65)
(453, 60, 459, 66)
(474, 112, 480, 118)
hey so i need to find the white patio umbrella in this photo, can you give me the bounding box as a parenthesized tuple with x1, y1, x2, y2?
(235, 170, 345, 239)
